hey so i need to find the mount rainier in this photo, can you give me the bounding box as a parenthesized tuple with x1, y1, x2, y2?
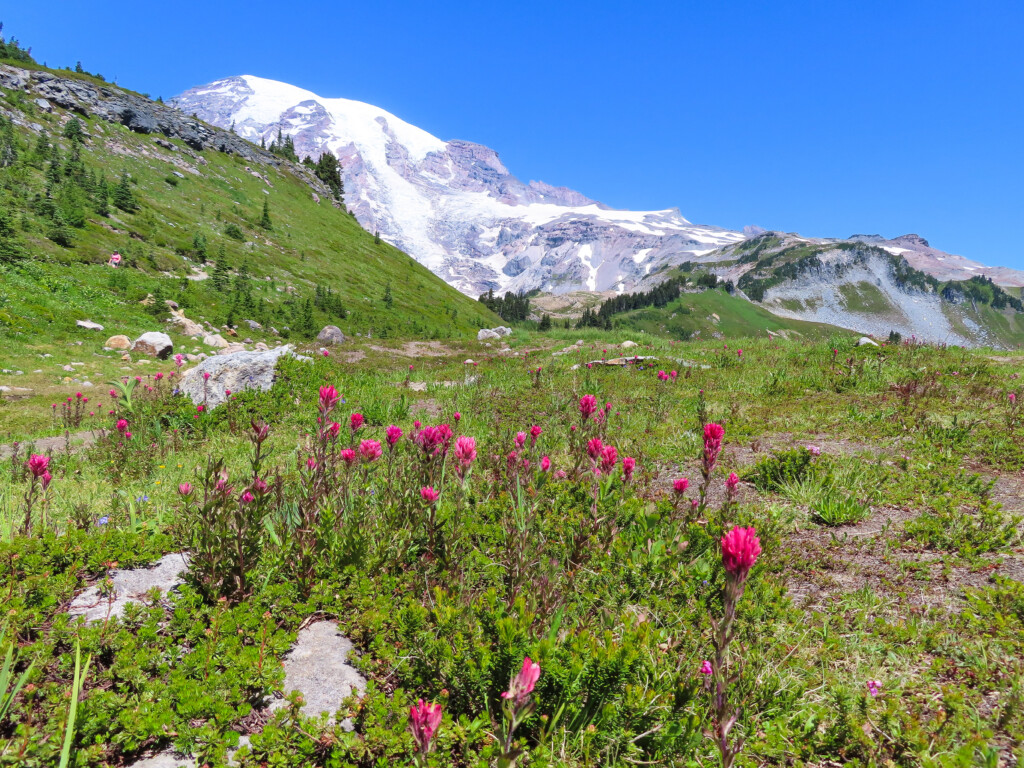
(172, 75, 747, 296)
(173, 75, 1024, 307)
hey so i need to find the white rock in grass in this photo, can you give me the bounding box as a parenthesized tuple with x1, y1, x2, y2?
(69, 553, 190, 623)
(857, 336, 880, 347)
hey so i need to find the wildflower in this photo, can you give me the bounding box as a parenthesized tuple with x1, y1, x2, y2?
(540, 456, 551, 472)
(252, 477, 270, 495)
(41, 471, 52, 490)
(174, 353, 185, 368)
(306, 457, 317, 471)
(700, 660, 713, 675)
(673, 478, 689, 494)
(587, 437, 604, 461)
(725, 472, 739, 498)
(670, 370, 678, 380)
(454, 436, 477, 467)
(529, 425, 542, 445)
(124, 431, 132, 439)
(702, 422, 725, 475)
(1010, 392, 1017, 404)
(318, 385, 340, 414)
(502, 656, 541, 709)
(76, 392, 82, 399)
(116, 418, 129, 433)
(454, 411, 461, 422)
(421, 486, 439, 503)
(737, 349, 743, 358)
(414, 420, 422, 429)
(326, 421, 341, 439)
(721, 526, 761, 581)
(339, 448, 357, 467)
(350, 413, 364, 432)
(579, 394, 598, 420)
(178, 482, 193, 497)
(386, 425, 403, 446)
(225, 389, 231, 396)
(251, 420, 270, 443)
(622, 456, 636, 481)
(27, 454, 50, 478)
(515, 431, 527, 449)
(197, 405, 204, 413)
(806, 444, 822, 457)
(97, 516, 109, 526)
(600, 444, 618, 473)
(408, 699, 443, 756)
(109, 389, 118, 398)
(203, 372, 211, 381)
(359, 439, 383, 463)
(866, 680, 881, 697)
(321, 349, 330, 357)
(240, 491, 255, 505)
(155, 373, 164, 381)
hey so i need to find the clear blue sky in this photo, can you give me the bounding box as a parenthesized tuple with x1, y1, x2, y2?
(5, 1, 1023, 267)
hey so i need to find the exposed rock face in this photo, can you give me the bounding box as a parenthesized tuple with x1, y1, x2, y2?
(0, 64, 334, 202)
(316, 325, 346, 345)
(105, 335, 132, 350)
(177, 345, 299, 408)
(133, 331, 173, 359)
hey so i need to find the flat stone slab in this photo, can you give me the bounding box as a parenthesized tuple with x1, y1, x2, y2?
(69, 553, 189, 622)
(271, 621, 367, 727)
(128, 753, 195, 768)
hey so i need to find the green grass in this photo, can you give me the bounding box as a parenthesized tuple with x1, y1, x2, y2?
(607, 287, 844, 340)
(1, 332, 1024, 766)
(0, 73, 497, 348)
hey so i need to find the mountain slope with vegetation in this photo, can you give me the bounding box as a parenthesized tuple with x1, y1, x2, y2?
(0, 46, 496, 350)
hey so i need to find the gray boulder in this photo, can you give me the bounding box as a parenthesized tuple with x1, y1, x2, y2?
(857, 336, 880, 347)
(178, 345, 299, 409)
(132, 331, 173, 359)
(316, 325, 346, 345)
(76, 319, 104, 331)
(477, 328, 500, 341)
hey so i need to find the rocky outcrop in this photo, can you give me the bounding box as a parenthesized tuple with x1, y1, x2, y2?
(177, 345, 300, 409)
(169, 310, 204, 338)
(133, 331, 173, 359)
(477, 326, 512, 341)
(0, 64, 334, 202)
(316, 325, 346, 345)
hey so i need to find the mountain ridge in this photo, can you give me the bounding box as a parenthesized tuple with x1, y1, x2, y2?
(173, 74, 1024, 302)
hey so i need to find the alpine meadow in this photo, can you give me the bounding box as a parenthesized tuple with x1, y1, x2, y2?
(1, 16, 1024, 768)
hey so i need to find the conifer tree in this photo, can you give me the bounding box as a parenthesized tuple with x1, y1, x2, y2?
(383, 282, 393, 309)
(111, 171, 137, 212)
(192, 232, 208, 263)
(538, 313, 552, 331)
(0, 203, 25, 262)
(211, 246, 229, 291)
(62, 117, 84, 143)
(259, 198, 272, 230)
(47, 209, 73, 246)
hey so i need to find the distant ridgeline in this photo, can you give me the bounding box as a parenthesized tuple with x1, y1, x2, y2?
(735, 237, 1023, 311)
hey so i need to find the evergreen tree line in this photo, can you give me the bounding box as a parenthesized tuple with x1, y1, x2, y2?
(477, 289, 530, 322)
(0, 116, 137, 253)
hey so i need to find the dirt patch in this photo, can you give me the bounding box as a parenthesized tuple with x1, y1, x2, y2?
(344, 350, 366, 363)
(784, 505, 1024, 613)
(369, 341, 453, 359)
(411, 398, 443, 420)
(0, 429, 98, 461)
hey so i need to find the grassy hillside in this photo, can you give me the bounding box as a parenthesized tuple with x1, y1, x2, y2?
(588, 286, 845, 341)
(0, 62, 497, 350)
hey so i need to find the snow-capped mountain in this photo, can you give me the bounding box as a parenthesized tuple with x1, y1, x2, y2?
(172, 75, 743, 295)
(173, 75, 1024, 302)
